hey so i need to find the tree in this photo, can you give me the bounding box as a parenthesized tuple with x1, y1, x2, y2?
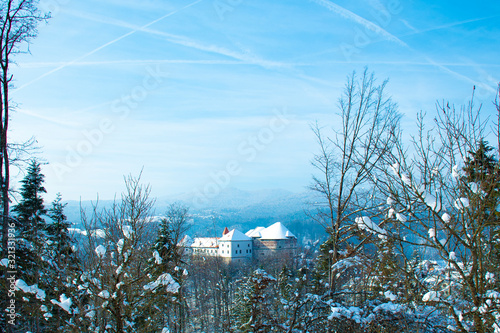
(45, 193, 79, 330)
(68, 174, 186, 333)
(1, 0, 50, 257)
(140, 203, 190, 332)
(12, 159, 47, 275)
(9, 159, 49, 332)
(46, 193, 75, 270)
(232, 269, 277, 332)
(372, 88, 500, 332)
(0, 4, 49, 329)
(310, 69, 400, 293)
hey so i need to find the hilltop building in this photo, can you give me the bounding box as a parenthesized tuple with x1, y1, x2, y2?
(184, 222, 297, 261)
(246, 222, 297, 258)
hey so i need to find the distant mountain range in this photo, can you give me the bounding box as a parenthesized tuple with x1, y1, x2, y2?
(63, 187, 327, 245)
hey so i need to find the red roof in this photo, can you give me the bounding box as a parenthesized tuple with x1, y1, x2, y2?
(222, 227, 229, 236)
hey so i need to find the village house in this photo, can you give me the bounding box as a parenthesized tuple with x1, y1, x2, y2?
(183, 222, 297, 261)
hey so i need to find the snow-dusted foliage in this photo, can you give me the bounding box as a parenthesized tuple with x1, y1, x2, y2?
(372, 104, 500, 332)
(305, 76, 500, 333)
(67, 176, 188, 332)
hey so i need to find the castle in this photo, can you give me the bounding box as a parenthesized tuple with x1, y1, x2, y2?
(182, 222, 297, 262)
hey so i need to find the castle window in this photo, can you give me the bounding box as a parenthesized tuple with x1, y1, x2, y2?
(237, 244, 240, 247)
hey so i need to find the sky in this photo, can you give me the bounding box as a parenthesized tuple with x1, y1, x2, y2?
(9, 0, 500, 202)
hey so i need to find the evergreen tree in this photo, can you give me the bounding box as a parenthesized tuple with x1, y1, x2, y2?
(463, 139, 500, 305)
(464, 139, 499, 183)
(12, 160, 49, 332)
(46, 193, 75, 269)
(232, 269, 277, 332)
(139, 203, 190, 332)
(13, 159, 47, 254)
(46, 193, 79, 330)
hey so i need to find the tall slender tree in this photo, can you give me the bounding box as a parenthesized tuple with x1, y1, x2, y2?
(46, 192, 75, 269)
(11, 159, 48, 332)
(310, 69, 400, 292)
(0, 0, 50, 256)
(13, 159, 47, 254)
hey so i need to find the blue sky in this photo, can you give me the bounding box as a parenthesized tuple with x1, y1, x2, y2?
(10, 0, 500, 201)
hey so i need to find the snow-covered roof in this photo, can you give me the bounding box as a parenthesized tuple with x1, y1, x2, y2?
(219, 229, 251, 241)
(250, 222, 296, 240)
(191, 237, 218, 248)
(178, 235, 193, 247)
(245, 226, 266, 238)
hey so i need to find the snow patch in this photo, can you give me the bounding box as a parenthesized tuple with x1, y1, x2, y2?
(422, 291, 440, 302)
(153, 250, 162, 265)
(122, 225, 133, 239)
(441, 213, 451, 223)
(454, 197, 469, 210)
(51, 294, 72, 313)
(452, 165, 463, 179)
(389, 162, 400, 175)
(469, 182, 480, 194)
(117, 239, 124, 254)
(356, 216, 387, 239)
(15, 279, 46, 300)
(143, 273, 180, 293)
(424, 194, 441, 212)
(98, 290, 110, 299)
(95, 245, 106, 257)
(401, 174, 411, 186)
(384, 290, 397, 301)
(396, 213, 407, 223)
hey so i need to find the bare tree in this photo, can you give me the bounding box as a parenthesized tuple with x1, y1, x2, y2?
(495, 83, 500, 156)
(68, 175, 164, 332)
(0, 0, 49, 255)
(372, 87, 500, 332)
(310, 69, 400, 292)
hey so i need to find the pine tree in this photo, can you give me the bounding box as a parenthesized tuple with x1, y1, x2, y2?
(12, 159, 47, 287)
(46, 193, 76, 269)
(12, 160, 49, 332)
(46, 193, 79, 330)
(464, 139, 499, 183)
(139, 203, 190, 332)
(13, 160, 47, 255)
(463, 140, 500, 262)
(232, 269, 277, 332)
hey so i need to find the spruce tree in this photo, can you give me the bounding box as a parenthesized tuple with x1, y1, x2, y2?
(12, 160, 49, 332)
(46, 193, 79, 330)
(463, 139, 500, 291)
(47, 193, 75, 270)
(139, 203, 190, 332)
(13, 159, 47, 254)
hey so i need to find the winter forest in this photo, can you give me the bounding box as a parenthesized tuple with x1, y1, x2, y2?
(1, 0, 500, 333)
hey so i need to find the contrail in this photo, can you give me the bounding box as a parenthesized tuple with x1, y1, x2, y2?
(401, 16, 498, 37)
(64, 12, 290, 70)
(310, 0, 408, 47)
(312, 0, 497, 93)
(18, 59, 246, 68)
(13, 0, 203, 93)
